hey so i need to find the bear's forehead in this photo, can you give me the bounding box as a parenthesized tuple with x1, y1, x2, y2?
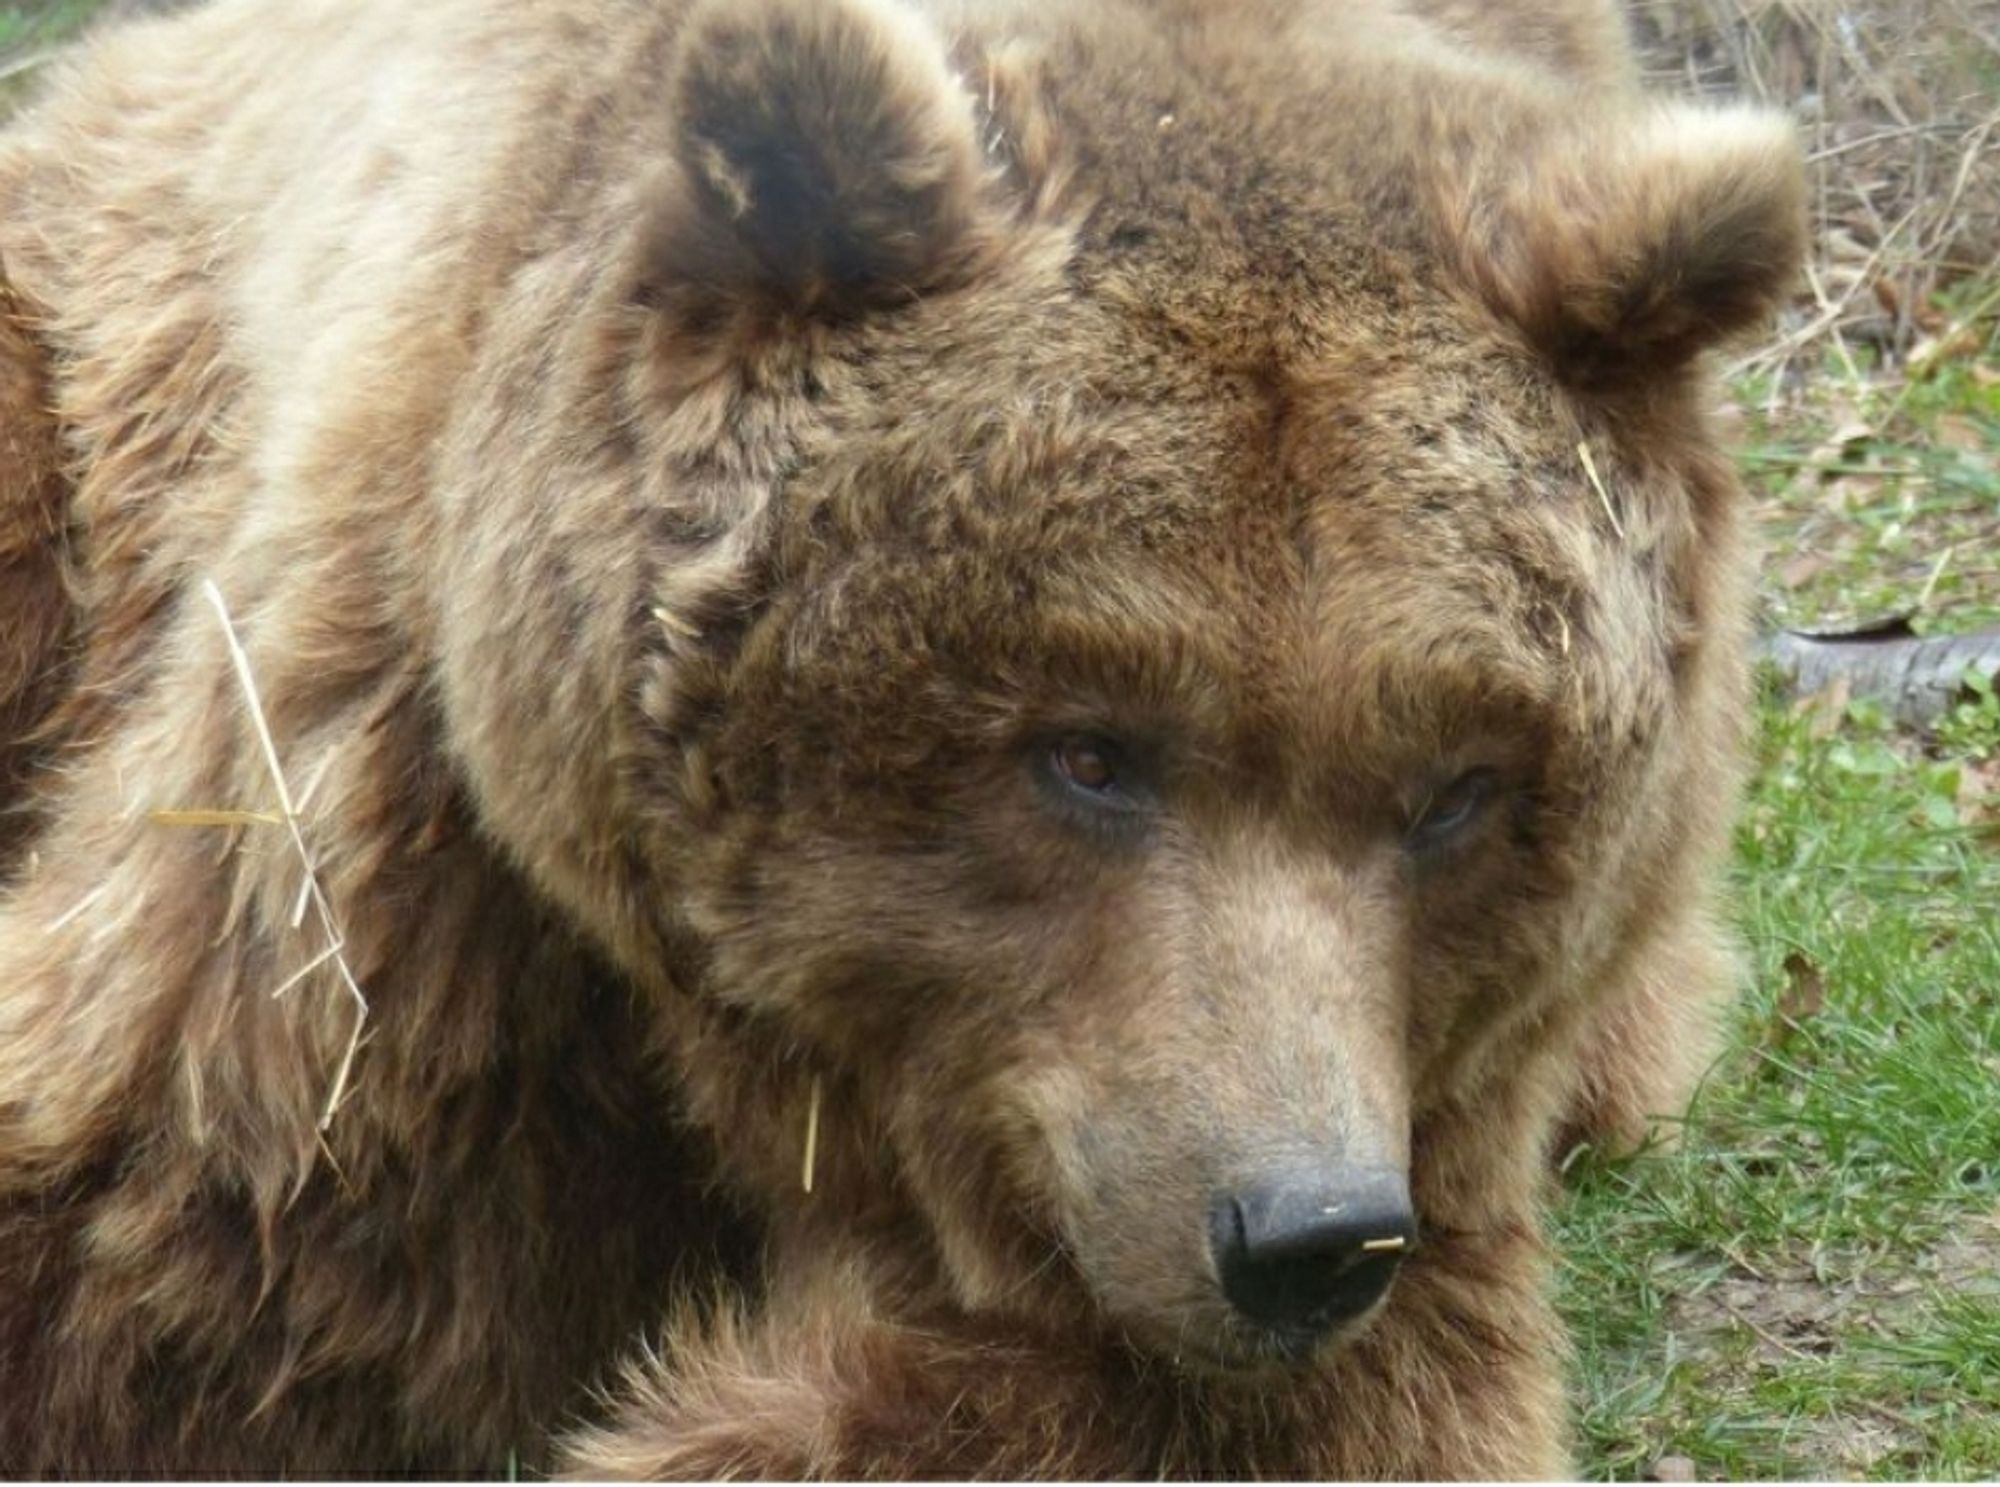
(781, 297, 1595, 762)
(814, 270, 1591, 600)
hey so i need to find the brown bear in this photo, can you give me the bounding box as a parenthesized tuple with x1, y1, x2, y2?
(0, 0, 1802, 1476)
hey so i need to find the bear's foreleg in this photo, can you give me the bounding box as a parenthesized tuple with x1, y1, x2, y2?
(557, 1227, 1572, 1480)
(553, 1258, 1158, 1480)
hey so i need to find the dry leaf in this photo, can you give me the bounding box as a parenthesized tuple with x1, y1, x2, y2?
(1767, 951, 1827, 1051)
(1958, 759, 2000, 831)
(1779, 951, 1826, 1021)
(1782, 422, 1878, 509)
(1935, 415, 1987, 454)
(1907, 324, 1985, 379)
(1778, 552, 1831, 590)
(1797, 676, 1853, 740)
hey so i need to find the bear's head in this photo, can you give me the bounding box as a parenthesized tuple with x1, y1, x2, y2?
(431, 0, 1803, 1370)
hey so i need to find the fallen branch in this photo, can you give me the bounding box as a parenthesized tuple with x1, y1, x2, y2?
(1759, 622, 2000, 727)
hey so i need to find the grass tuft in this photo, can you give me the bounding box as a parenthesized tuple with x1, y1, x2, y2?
(1560, 678, 2000, 1480)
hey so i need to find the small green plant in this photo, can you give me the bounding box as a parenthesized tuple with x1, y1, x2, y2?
(1935, 668, 2000, 760)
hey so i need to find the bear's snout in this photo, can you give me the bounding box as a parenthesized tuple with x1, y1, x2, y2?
(1208, 1165, 1415, 1354)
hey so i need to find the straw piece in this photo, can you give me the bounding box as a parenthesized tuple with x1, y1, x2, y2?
(802, 1075, 823, 1195)
(1576, 441, 1626, 542)
(201, 579, 369, 1131)
(148, 808, 283, 828)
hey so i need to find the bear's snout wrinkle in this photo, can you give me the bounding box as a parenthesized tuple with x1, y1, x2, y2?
(1209, 1165, 1415, 1347)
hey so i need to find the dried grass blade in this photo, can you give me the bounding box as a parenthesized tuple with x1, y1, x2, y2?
(201, 579, 369, 1131)
(149, 808, 284, 828)
(1577, 442, 1626, 541)
(802, 1075, 823, 1195)
(268, 939, 348, 1001)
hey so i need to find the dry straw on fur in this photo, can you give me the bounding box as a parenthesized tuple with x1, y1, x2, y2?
(1577, 440, 1628, 540)
(200, 578, 369, 1131)
(802, 1074, 823, 1194)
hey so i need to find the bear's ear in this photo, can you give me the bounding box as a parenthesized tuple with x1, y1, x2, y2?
(1454, 106, 1806, 386)
(641, 0, 993, 328)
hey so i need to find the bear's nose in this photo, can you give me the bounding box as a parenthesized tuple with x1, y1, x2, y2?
(1209, 1166, 1417, 1344)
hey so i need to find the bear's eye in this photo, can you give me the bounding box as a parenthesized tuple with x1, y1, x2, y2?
(1037, 733, 1152, 822)
(1407, 768, 1499, 850)
(1052, 736, 1120, 796)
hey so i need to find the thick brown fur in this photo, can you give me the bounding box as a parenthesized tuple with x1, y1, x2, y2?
(0, 274, 72, 869)
(0, 0, 1802, 1476)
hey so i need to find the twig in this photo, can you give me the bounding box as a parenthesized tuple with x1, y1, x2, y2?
(1729, 206, 1921, 379)
(1800, 259, 1865, 388)
(1806, 122, 1967, 164)
(1725, 1303, 1816, 1362)
(1914, 545, 1956, 612)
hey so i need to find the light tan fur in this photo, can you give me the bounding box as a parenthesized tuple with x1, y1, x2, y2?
(0, 0, 1802, 1475)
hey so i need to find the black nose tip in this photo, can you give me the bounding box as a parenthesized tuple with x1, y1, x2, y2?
(1209, 1166, 1416, 1339)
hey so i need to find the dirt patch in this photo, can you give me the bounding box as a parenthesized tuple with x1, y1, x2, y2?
(1660, 1218, 2000, 1478)
(1666, 1220, 2000, 1353)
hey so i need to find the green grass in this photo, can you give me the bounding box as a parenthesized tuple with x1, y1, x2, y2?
(1559, 314, 2000, 1481)
(0, 0, 113, 108)
(1746, 283, 2000, 636)
(0, 1, 105, 52)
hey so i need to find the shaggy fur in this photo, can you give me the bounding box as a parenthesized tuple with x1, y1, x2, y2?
(0, 278, 71, 868)
(0, 0, 1802, 1476)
